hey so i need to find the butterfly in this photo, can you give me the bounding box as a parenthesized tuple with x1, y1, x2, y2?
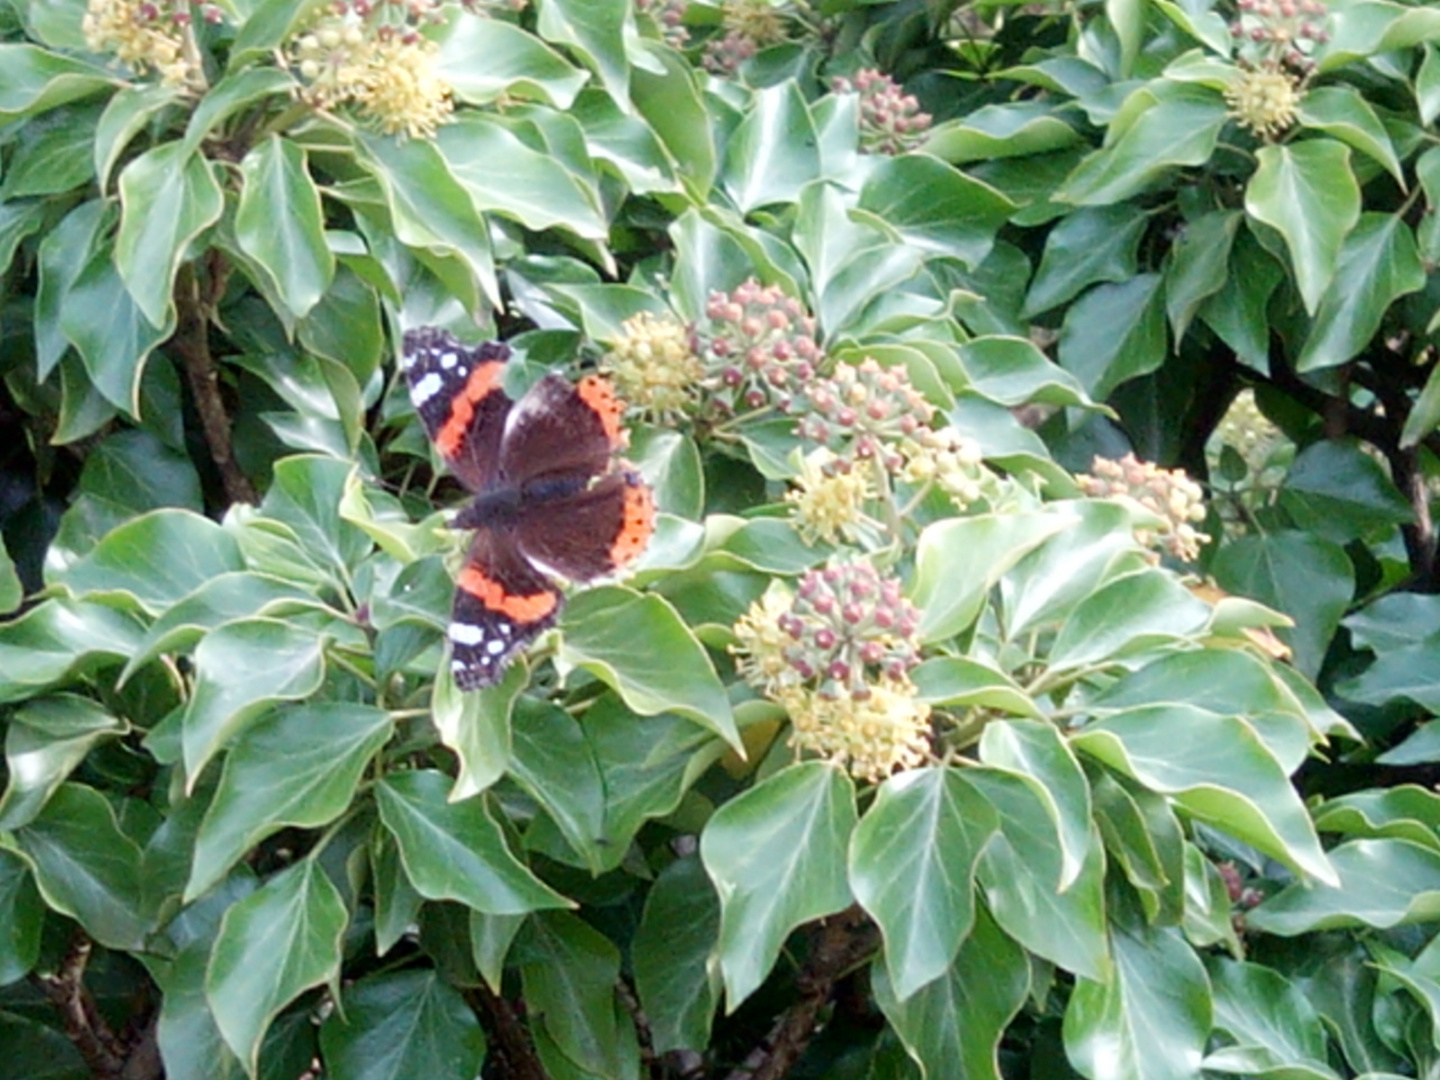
(403, 327, 655, 689)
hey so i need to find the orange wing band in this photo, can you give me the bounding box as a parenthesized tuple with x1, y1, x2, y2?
(436, 363, 504, 458)
(458, 566, 558, 621)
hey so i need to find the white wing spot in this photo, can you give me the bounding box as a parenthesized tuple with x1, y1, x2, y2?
(440, 350, 458, 370)
(485, 638, 507, 655)
(411, 371, 444, 406)
(449, 623, 485, 645)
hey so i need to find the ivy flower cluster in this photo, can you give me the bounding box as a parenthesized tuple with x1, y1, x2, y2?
(637, 0, 689, 47)
(82, 0, 216, 87)
(695, 280, 822, 412)
(733, 564, 930, 780)
(1225, 0, 1328, 138)
(703, 0, 789, 74)
(288, 0, 455, 138)
(1077, 453, 1210, 562)
(831, 69, 933, 155)
(601, 311, 704, 423)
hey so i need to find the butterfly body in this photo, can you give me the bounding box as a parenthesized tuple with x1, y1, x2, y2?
(402, 327, 655, 690)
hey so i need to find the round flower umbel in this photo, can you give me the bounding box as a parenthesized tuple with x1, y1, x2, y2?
(732, 564, 930, 781)
(1230, 0, 1329, 71)
(1077, 453, 1211, 562)
(831, 69, 933, 155)
(83, 0, 216, 88)
(703, 0, 789, 74)
(785, 358, 936, 474)
(1224, 66, 1304, 139)
(786, 448, 875, 545)
(288, 0, 455, 139)
(601, 311, 704, 424)
(696, 280, 822, 413)
(637, 0, 689, 47)
(900, 428, 989, 510)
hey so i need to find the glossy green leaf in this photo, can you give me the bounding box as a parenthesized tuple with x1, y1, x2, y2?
(517, 911, 640, 1080)
(1402, 356, 1440, 449)
(375, 770, 570, 914)
(1295, 85, 1403, 183)
(13, 783, 150, 950)
(181, 618, 328, 786)
(1024, 205, 1148, 317)
(858, 155, 1014, 268)
(121, 572, 315, 684)
(630, 42, 715, 199)
(1379, 722, 1440, 766)
(535, 0, 633, 105)
(1346, 592, 1440, 652)
(236, 136, 334, 319)
(355, 132, 497, 311)
(319, 969, 486, 1080)
(912, 511, 1072, 642)
(1314, 786, 1440, 853)
(911, 657, 1042, 718)
(850, 768, 999, 1001)
(1074, 705, 1336, 884)
(1048, 569, 1212, 670)
(955, 335, 1092, 408)
(560, 586, 739, 750)
(431, 662, 517, 800)
(1339, 637, 1440, 714)
(0, 694, 128, 831)
(1212, 531, 1353, 679)
(56, 509, 245, 614)
(1245, 141, 1360, 313)
(469, 909, 523, 993)
(1063, 916, 1211, 1080)
(59, 229, 176, 412)
(0, 849, 44, 985)
(206, 859, 347, 1072)
(0, 200, 45, 281)
(1092, 768, 1186, 923)
(0, 43, 113, 122)
(701, 762, 857, 1008)
(74, 428, 203, 513)
(0, 598, 145, 704)
(0, 1013, 88, 1079)
(1058, 83, 1228, 205)
(722, 81, 820, 213)
(979, 720, 1094, 889)
(1198, 228, 1284, 368)
(923, 100, 1081, 163)
(509, 696, 606, 871)
(1249, 838, 1440, 934)
(115, 141, 224, 328)
(633, 855, 721, 1054)
(1057, 273, 1166, 399)
(630, 427, 704, 521)
(1279, 438, 1413, 541)
(874, 906, 1029, 1080)
(260, 455, 373, 582)
(1298, 213, 1424, 372)
(1165, 209, 1240, 342)
(1, 105, 97, 198)
(438, 113, 607, 239)
(437, 15, 587, 107)
(187, 704, 392, 901)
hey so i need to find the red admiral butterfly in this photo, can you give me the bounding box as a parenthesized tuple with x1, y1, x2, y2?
(403, 327, 655, 690)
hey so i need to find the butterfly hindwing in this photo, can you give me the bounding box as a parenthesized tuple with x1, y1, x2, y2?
(449, 530, 561, 690)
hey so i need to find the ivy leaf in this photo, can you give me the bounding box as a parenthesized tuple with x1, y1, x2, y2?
(701, 762, 857, 1008)
(1248, 839, 1440, 934)
(721, 81, 820, 213)
(850, 768, 999, 1001)
(206, 859, 347, 1073)
(0, 694, 128, 831)
(319, 970, 487, 1080)
(633, 856, 721, 1054)
(375, 770, 571, 915)
(236, 136, 334, 319)
(1245, 141, 1360, 313)
(1023, 205, 1148, 317)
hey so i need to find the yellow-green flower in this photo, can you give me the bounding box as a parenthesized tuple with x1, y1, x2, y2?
(779, 675, 931, 782)
(1224, 67, 1303, 139)
(786, 450, 873, 545)
(602, 311, 703, 423)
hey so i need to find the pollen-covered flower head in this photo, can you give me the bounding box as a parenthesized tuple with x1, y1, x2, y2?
(778, 676, 930, 782)
(786, 448, 874, 546)
(900, 428, 989, 509)
(831, 69, 933, 155)
(1078, 453, 1210, 562)
(1230, 0, 1329, 72)
(601, 311, 703, 423)
(82, 0, 211, 87)
(287, 0, 454, 138)
(1224, 66, 1304, 139)
(696, 279, 822, 412)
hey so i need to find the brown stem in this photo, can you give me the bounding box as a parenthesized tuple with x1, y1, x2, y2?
(466, 983, 551, 1080)
(172, 256, 257, 507)
(31, 933, 130, 1080)
(727, 906, 880, 1080)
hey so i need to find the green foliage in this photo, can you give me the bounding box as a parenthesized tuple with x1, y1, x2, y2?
(3, 0, 1440, 1077)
